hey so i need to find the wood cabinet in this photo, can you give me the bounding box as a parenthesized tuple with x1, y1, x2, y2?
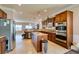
(48, 32, 56, 42)
(0, 9, 7, 19)
(0, 36, 6, 54)
(55, 11, 67, 23)
(39, 31, 56, 43)
(55, 11, 73, 49)
(42, 17, 55, 28)
(0, 10, 3, 18)
(55, 14, 60, 23)
(60, 12, 67, 22)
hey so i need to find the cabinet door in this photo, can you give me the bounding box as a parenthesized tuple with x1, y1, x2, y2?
(48, 34, 52, 41)
(51, 33, 56, 42)
(60, 12, 67, 22)
(0, 43, 1, 54)
(0, 10, 3, 18)
(0, 9, 7, 19)
(1, 41, 6, 53)
(55, 14, 61, 23)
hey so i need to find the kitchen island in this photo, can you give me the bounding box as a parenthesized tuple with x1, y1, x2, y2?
(31, 32, 48, 52)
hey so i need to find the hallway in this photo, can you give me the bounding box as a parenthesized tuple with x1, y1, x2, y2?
(8, 34, 69, 54)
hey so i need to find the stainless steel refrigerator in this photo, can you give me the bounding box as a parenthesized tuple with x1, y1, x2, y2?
(0, 19, 15, 52)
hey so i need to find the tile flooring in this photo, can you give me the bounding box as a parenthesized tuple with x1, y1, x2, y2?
(7, 34, 69, 54)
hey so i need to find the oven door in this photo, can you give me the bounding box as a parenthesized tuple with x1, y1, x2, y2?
(56, 34, 67, 40)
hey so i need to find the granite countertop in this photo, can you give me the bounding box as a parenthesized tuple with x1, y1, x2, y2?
(32, 32, 48, 40)
(37, 29, 56, 33)
(24, 29, 56, 34)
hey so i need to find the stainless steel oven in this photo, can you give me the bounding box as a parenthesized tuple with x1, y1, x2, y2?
(55, 22, 67, 42)
(55, 22, 66, 32)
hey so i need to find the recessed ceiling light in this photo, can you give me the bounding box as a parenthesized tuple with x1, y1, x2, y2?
(18, 4, 22, 6)
(38, 14, 41, 16)
(19, 11, 23, 14)
(44, 9, 47, 12)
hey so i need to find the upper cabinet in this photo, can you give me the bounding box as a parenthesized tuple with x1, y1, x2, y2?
(42, 17, 55, 28)
(0, 9, 7, 19)
(55, 11, 67, 23)
(60, 11, 67, 22)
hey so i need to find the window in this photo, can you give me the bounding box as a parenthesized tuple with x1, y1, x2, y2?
(25, 25, 32, 29)
(16, 25, 22, 31)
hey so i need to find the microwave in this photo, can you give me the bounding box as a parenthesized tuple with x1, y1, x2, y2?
(56, 26, 66, 31)
(55, 22, 67, 31)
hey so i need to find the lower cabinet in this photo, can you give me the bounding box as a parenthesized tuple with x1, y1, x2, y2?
(48, 33, 56, 42)
(0, 44, 2, 54)
(0, 36, 6, 54)
(39, 31, 56, 42)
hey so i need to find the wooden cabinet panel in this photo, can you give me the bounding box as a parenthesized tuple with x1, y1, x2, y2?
(0, 36, 6, 54)
(51, 33, 56, 42)
(55, 11, 67, 23)
(55, 15, 61, 23)
(0, 9, 7, 19)
(48, 33, 52, 41)
(60, 12, 67, 22)
(39, 31, 56, 43)
(1, 41, 6, 53)
(0, 43, 1, 54)
(0, 10, 3, 18)
(42, 17, 55, 28)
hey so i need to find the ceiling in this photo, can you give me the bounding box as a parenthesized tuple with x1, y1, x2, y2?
(0, 4, 72, 22)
